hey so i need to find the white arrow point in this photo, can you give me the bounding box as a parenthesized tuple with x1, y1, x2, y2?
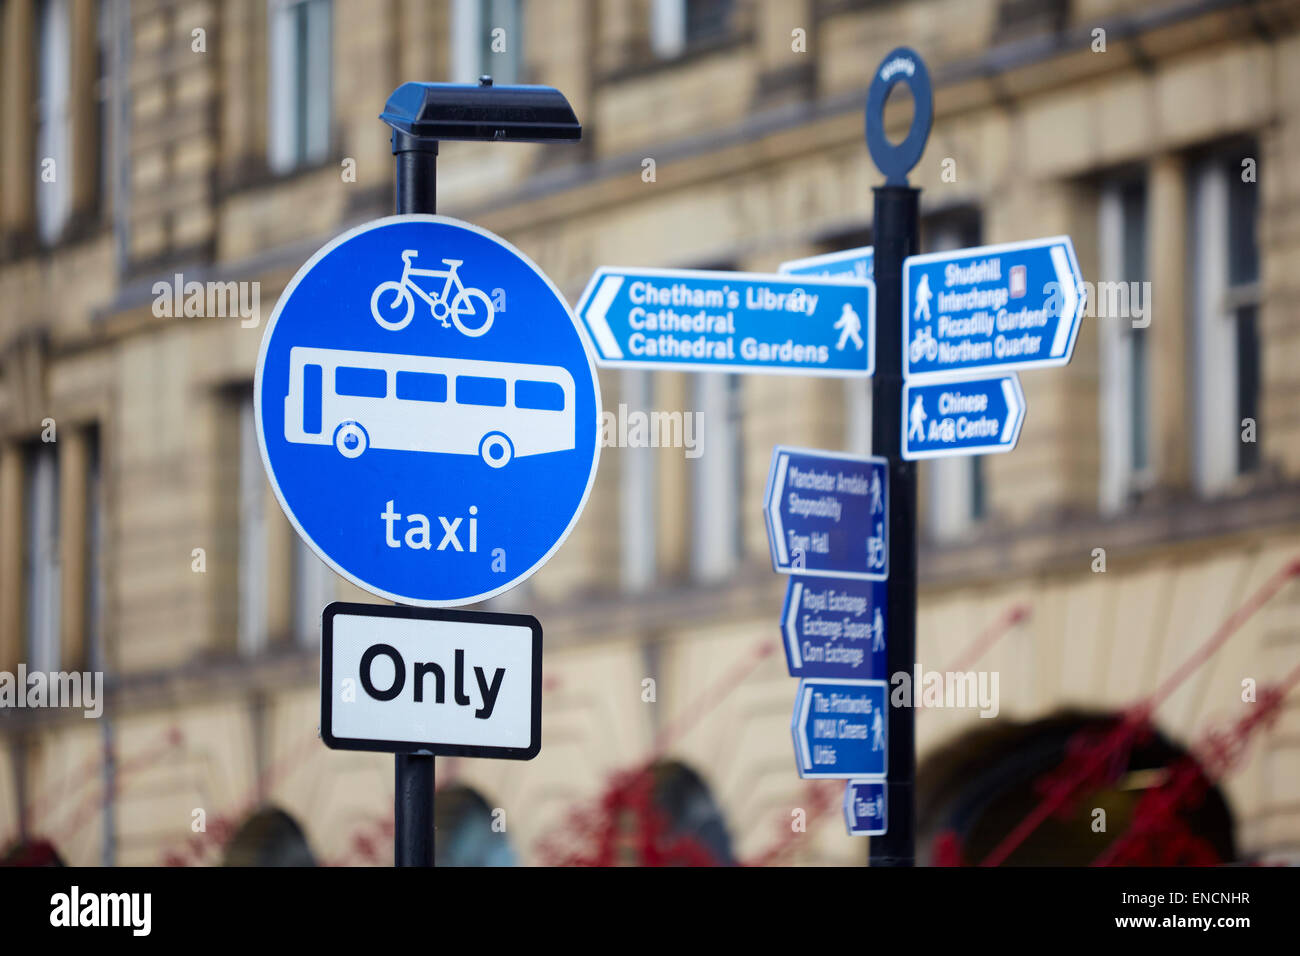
(798, 685, 813, 771)
(584, 274, 625, 359)
(785, 581, 803, 667)
(1000, 377, 1021, 444)
(1049, 244, 1078, 357)
(769, 453, 790, 566)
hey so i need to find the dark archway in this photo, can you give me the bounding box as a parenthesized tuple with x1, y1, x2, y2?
(647, 760, 736, 866)
(916, 711, 1236, 866)
(0, 838, 65, 866)
(434, 785, 516, 866)
(222, 807, 317, 866)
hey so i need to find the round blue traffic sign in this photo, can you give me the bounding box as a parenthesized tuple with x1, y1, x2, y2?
(255, 214, 602, 606)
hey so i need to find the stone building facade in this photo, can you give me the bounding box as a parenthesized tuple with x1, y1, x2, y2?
(1, 0, 1298, 865)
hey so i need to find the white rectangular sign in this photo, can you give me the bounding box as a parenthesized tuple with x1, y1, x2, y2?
(321, 603, 542, 759)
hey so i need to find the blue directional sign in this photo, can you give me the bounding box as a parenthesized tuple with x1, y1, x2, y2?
(781, 576, 887, 679)
(255, 214, 602, 607)
(901, 374, 1026, 460)
(791, 678, 887, 780)
(903, 236, 1086, 379)
(844, 780, 887, 836)
(764, 446, 888, 581)
(575, 267, 874, 377)
(778, 246, 873, 282)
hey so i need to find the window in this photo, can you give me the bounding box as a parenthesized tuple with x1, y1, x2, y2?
(451, 0, 522, 85)
(237, 393, 267, 656)
(515, 380, 564, 411)
(1098, 175, 1150, 513)
(620, 370, 656, 592)
(24, 442, 61, 672)
(1228, 159, 1261, 475)
(35, 0, 72, 244)
(1190, 147, 1261, 494)
(650, 0, 733, 57)
(685, 0, 734, 46)
(20, 427, 102, 673)
(335, 366, 386, 398)
(650, 0, 686, 58)
(648, 761, 736, 865)
(396, 371, 447, 403)
(923, 214, 986, 540)
(456, 376, 506, 407)
(268, 0, 332, 174)
(691, 372, 742, 581)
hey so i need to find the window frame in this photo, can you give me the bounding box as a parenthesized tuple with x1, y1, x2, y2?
(267, 0, 333, 175)
(451, 0, 523, 85)
(34, 0, 73, 245)
(23, 441, 62, 673)
(1097, 172, 1153, 513)
(1189, 145, 1261, 495)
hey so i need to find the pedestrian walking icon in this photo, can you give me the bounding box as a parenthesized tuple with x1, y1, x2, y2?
(834, 302, 864, 351)
(908, 393, 928, 442)
(913, 272, 932, 322)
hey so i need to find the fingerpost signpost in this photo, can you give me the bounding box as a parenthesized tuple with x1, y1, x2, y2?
(854, 47, 1083, 864)
(574, 45, 1084, 865)
(858, 46, 929, 866)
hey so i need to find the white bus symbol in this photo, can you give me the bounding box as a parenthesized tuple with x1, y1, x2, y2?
(283, 346, 575, 468)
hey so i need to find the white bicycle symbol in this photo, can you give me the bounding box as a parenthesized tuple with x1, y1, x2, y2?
(909, 326, 939, 363)
(369, 249, 495, 336)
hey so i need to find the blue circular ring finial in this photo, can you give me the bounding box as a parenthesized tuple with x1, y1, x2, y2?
(865, 47, 933, 185)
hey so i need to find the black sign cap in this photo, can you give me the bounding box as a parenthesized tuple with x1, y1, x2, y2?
(380, 79, 582, 143)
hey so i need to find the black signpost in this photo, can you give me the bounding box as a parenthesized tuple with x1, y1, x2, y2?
(864, 48, 932, 867)
(390, 127, 437, 870)
(376, 77, 581, 866)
